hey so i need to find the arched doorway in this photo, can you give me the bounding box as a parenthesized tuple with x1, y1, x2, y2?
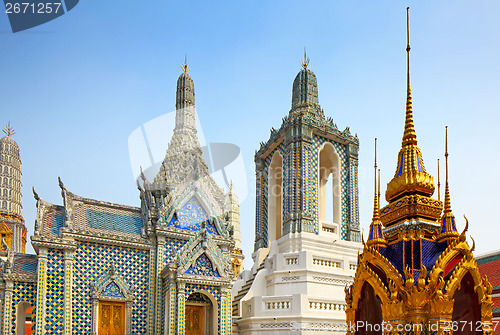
(268, 151, 283, 245)
(355, 282, 383, 335)
(452, 272, 482, 335)
(318, 143, 341, 225)
(185, 292, 216, 335)
(16, 302, 32, 335)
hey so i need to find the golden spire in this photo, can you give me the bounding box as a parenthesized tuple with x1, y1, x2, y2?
(384, 7, 435, 204)
(2, 123, 15, 137)
(378, 168, 381, 210)
(438, 126, 458, 242)
(367, 138, 386, 248)
(437, 159, 441, 201)
(403, 7, 417, 146)
(181, 55, 190, 73)
(300, 48, 310, 70)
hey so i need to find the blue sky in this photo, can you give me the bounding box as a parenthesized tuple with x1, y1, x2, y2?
(1, 1, 499, 267)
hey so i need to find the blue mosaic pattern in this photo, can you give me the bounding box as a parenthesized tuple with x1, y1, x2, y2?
(185, 253, 220, 277)
(11, 282, 37, 334)
(72, 242, 149, 335)
(87, 210, 143, 235)
(164, 238, 185, 266)
(45, 249, 64, 334)
(167, 197, 219, 235)
(102, 282, 124, 298)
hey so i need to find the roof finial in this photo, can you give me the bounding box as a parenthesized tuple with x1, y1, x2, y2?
(300, 48, 310, 70)
(2, 123, 15, 137)
(438, 126, 458, 242)
(367, 138, 386, 249)
(378, 168, 381, 210)
(181, 55, 190, 73)
(373, 138, 379, 219)
(437, 159, 441, 201)
(402, 7, 417, 146)
(443, 126, 451, 213)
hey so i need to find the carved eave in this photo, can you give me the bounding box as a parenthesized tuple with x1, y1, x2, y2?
(60, 228, 152, 250)
(380, 194, 442, 228)
(2, 273, 37, 283)
(30, 235, 77, 253)
(255, 113, 359, 161)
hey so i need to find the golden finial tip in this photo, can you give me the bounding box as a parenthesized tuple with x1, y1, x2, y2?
(181, 56, 190, 73)
(300, 48, 310, 70)
(2, 123, 15, 137)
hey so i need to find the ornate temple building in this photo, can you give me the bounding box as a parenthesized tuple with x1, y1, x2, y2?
(345, 9, 493, 335)
(0, 63, 243, 335)
(0, 124, 27, 254)
(232, 54, 362, 333)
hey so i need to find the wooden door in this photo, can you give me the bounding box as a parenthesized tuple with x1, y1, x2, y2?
(185, 305, 205, 335)
(98, 301, 125, 335)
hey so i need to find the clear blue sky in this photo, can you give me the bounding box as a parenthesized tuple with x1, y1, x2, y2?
(1, 1, 499, 268)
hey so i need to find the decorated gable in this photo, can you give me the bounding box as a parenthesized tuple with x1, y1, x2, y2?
(185, 253, 220, 277)
(168, 197, 219, 235)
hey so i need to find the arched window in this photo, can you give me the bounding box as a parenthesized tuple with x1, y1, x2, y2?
(16, 302, 33, 335)
(452, 272, 481, 334)
(268, 151, 283, 245)
(318, 143, 341, 224)
(355, 282, 383, 335)
(2, 201, 6, 209)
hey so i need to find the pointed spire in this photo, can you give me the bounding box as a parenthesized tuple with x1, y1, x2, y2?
(403, 7, 417, 146)
(438, 126, 458, 242)
(367, 138, 387, 249)
(437, 159, 441, 201)
(385, 8, 435, 204)
(174, 59, 196, 135)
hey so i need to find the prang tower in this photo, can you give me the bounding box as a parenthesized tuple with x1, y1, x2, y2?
(0, 123, 26, 253)
(232, 55, 362, 334)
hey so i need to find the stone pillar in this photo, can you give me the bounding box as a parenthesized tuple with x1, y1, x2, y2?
(2, 280, 13, 335)
(154, 235, 166, 334)
(165, 273, 176, 335)
(220, 286, 230, 335)
(147, 247, 156, 334)
(347, 143, 360, 242)
(176, 282, 186, 335)
(35, 247, 48, 335)
(63, 249, 74, 335)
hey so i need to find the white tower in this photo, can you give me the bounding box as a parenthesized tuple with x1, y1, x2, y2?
(0, 123, 26, 253)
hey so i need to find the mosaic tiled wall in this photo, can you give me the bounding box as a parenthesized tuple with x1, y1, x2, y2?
(10, 281, 37, 334)
(256, 133, 358, 245)
(45, 249, 64, 334)
(72, 242, 150, 335)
